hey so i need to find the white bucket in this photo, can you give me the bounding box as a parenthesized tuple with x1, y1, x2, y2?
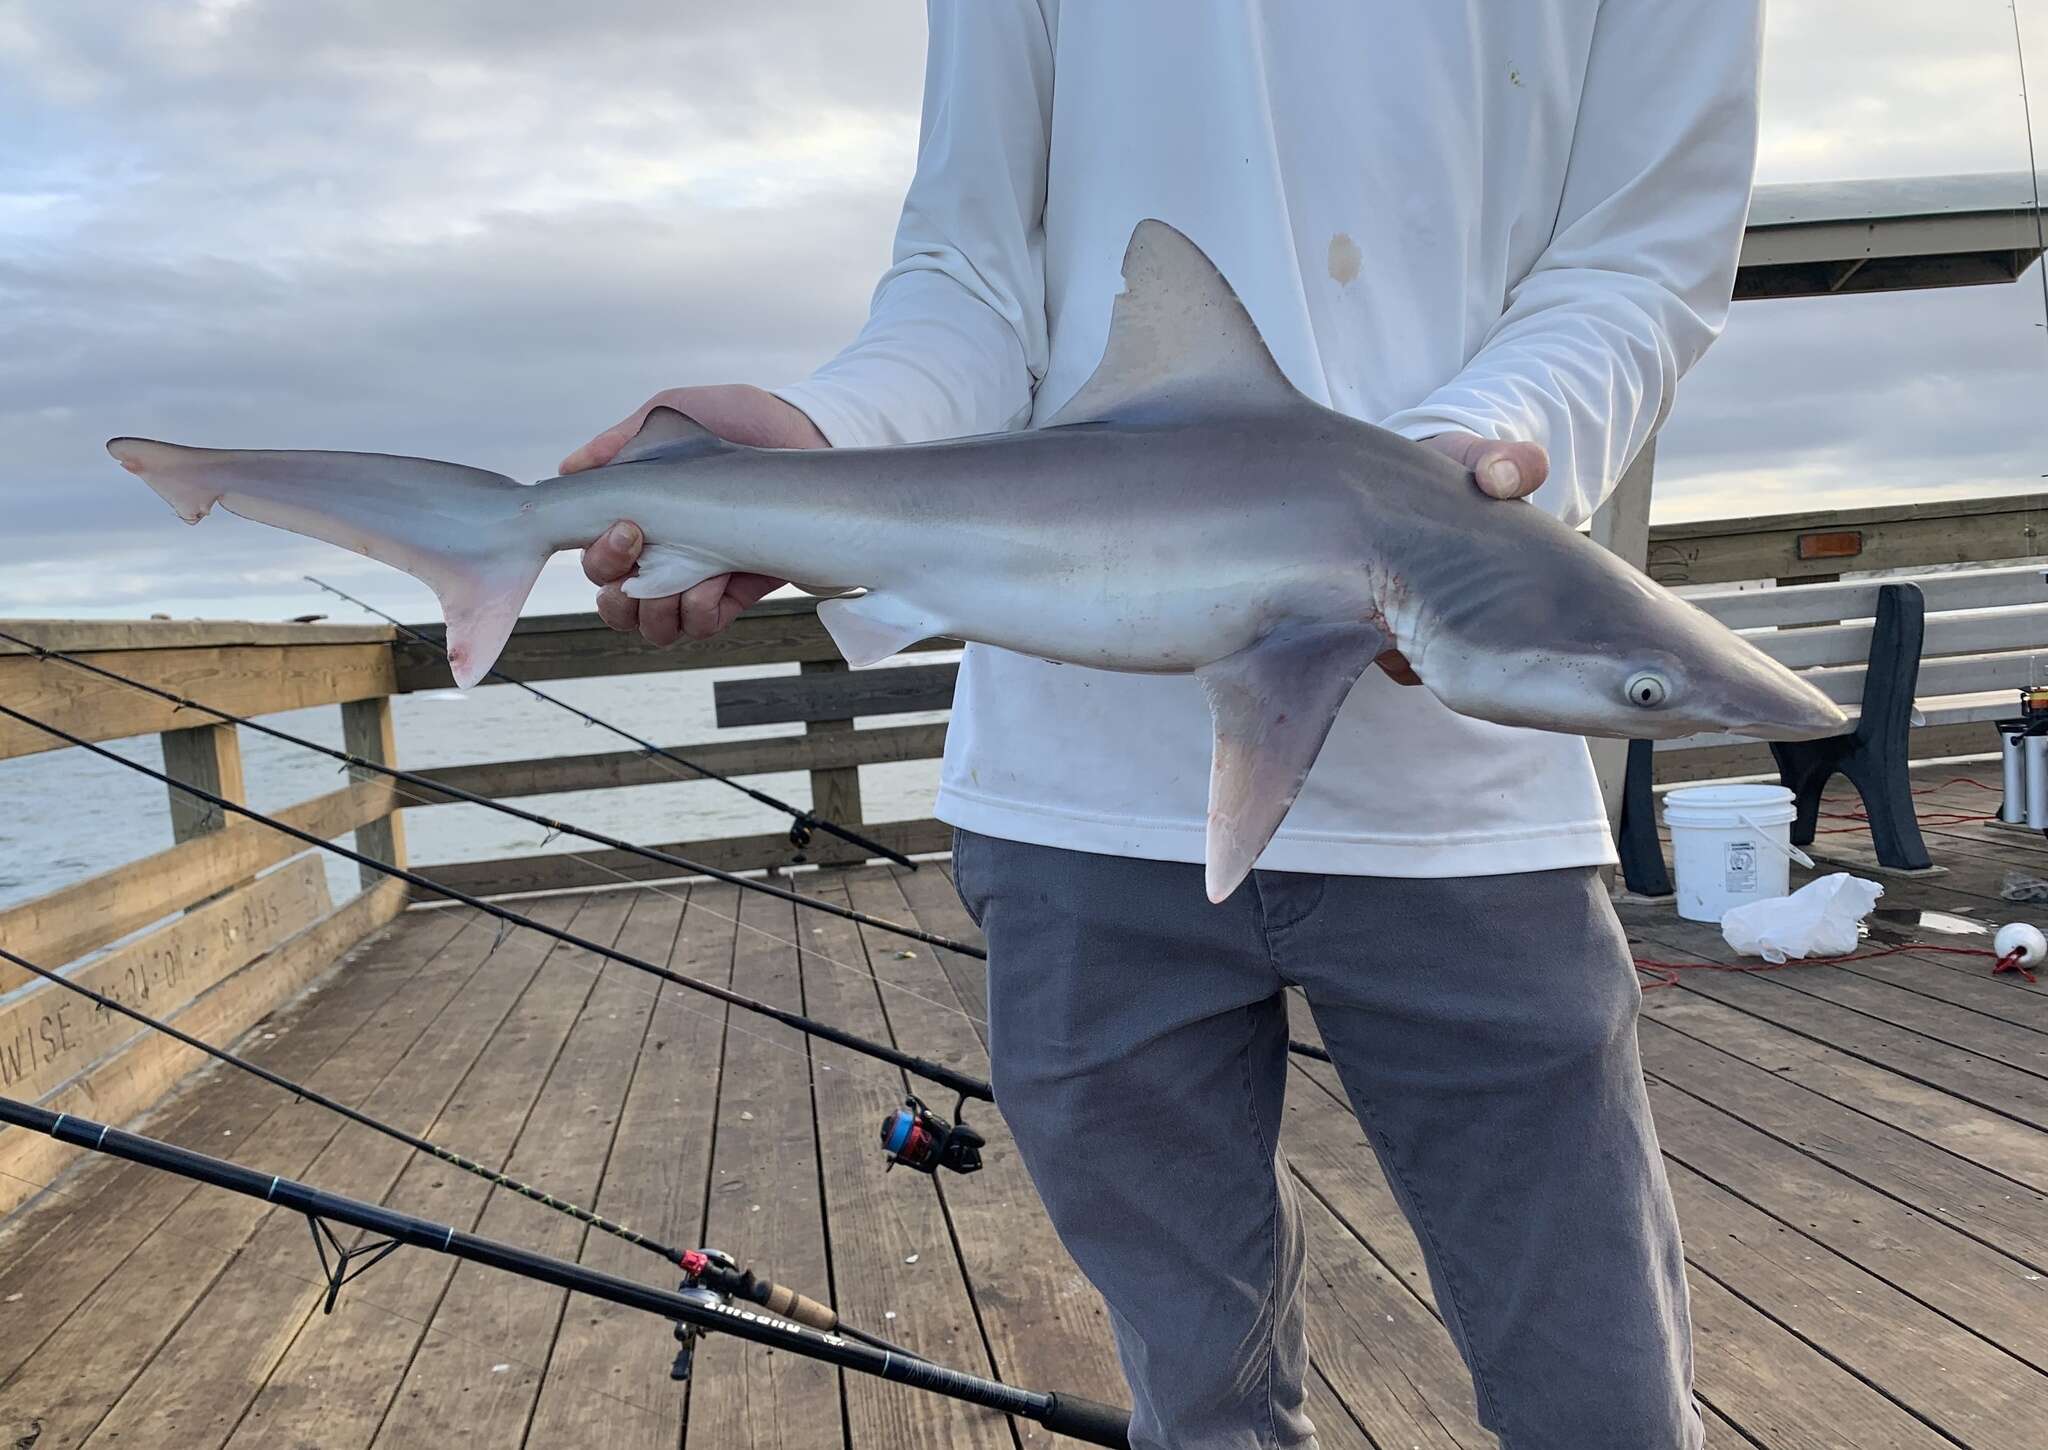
(1662, 783, 1798, 924)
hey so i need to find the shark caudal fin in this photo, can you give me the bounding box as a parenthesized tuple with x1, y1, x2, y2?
(109, 438, 548, 689)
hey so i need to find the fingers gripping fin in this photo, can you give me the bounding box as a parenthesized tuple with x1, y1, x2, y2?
(109, 436, 549, 690)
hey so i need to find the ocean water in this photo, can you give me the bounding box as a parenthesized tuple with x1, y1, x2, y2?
(0, 659, 953, 917)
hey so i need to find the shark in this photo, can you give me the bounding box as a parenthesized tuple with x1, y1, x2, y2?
(110, 219, 1846, 902)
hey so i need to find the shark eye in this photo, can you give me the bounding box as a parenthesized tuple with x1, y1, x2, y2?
(1624, 671, 1669, 708)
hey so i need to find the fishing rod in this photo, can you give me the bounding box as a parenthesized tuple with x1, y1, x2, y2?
(0, 700, 996, 1110)
(0, 631, 972, 959)
(303, 575, 919, 871)
(0, 1096, 1132, 1447)
(4, 636, 1333, 1069)
(0, 942, 916, 1358)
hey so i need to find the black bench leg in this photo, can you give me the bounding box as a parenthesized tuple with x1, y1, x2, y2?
(1617, 738, 1672, 896)
(1771, 582, 1931, 871)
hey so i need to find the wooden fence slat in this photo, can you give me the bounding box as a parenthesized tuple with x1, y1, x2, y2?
(407, 723, 947, 805)
(0, 777, 400, 983)
(410, 818, 953, 899)
(713, 664, 959, 728)
(159, 722, 246, 846)
(0, 857, 330, 1102)
(341, 695, 407, 888)
(0, 642, 397, 761)
(0, 620, 392, 654)
(0, 877, 408, 1217)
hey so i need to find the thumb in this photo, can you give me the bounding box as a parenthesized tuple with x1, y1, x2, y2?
(559, 406, 650, 475)
(1418, 432, 1549, 500)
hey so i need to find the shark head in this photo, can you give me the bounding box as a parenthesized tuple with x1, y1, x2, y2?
(1410, 517, 1848, 744)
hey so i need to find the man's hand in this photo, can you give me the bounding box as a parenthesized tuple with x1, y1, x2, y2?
(1374, 432, 1549, 685)
(567, 384, 829, 647)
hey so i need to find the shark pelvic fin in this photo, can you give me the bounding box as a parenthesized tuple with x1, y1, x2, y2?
(818, 592, 936, 668)
(1194, 620, 1385, 903)
(1044, 219, 1303, 429)
(608, 406, 737, 466)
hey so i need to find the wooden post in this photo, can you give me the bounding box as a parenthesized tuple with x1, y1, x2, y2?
(160, 722, 245, 844)
(799, 659, 866, 859)
(341, 695, 408, 890)
(1589, 438, 1659, 837)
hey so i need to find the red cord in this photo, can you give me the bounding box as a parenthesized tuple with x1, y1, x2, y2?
(1633, 943, 2033, 989)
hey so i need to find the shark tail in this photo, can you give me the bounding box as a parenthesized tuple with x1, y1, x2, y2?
(109, 438, 550, 689)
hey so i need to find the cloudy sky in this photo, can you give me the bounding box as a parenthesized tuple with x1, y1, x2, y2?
(2, 1, 2045, 625)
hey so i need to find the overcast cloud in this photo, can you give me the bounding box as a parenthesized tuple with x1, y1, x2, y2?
(1, 0, 2044, 624)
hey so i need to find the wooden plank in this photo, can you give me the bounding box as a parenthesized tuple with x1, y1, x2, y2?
(408, 722, 947, 805)
(1650, 722, 1993, 782)
(1298, 1190, 1492, 1449)
(0, 878, 409, 1216)
(801, 657, 868, 829)
(0, 776, 400, 983)
(1740, 604, 2048, 670)
(839, 869, 1128, 1429)
(685, 881, 845, 1448)
(160, 721, 246, 846)
(1689, 562, 2048, 628)
(0, 906, 469, 1396)
(1629, 922, 2048, 1136)
(892, 860, 990, 1046)
(523, 888, 727, 1450)
(795, 872, 1011, 1449)
(1645, 1078, 2048, 1371)
(391, 599, 956, 693)
(224, 895, 663, 1450)
(369, 895, 676, 1449)
(1643, 494, 2048, 589)
(341, 695, 407, 888)
(0, 619, 392, 654)
(1665, 1159, 2048, 1444)
(413, 816, 951, 898)
(0, 642, 397, 761)
(0, 897, 496, 1446)
(82, 893, 613, 1450)
(0, 857, 330, 1102)
(714, 663, 958, 728)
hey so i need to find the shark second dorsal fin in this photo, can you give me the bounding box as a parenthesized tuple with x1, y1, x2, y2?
(609, 406, 736, 466)
(1044, 219, 1303, 428)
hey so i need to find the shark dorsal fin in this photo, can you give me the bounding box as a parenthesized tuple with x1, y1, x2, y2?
(1044, 219, 1302, 428)
(609, 406, 734, 466)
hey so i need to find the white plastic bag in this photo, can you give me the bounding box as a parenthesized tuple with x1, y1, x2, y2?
(1720, 872, 1883, 963)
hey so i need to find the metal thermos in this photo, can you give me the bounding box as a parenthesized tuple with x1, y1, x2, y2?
(2027, 734, 2048, 831)
(2003, 724, 2030, 824)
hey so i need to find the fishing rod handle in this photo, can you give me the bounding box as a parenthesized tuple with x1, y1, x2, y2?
(1038, 1392, 1135, 1448)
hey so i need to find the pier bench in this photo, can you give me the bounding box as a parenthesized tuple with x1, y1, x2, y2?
(1616, 563, 2048, 895)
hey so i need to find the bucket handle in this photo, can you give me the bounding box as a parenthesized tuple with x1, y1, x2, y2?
(1738, 811, 1816, 870)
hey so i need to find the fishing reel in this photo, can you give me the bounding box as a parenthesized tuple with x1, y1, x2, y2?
(671, 1248, 743, 1380)
(879, 1095, 985, 1176)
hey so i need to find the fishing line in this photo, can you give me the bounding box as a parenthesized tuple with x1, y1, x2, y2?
(0, 699, 996, 1105)
(0, 630, 972, 959)
(0, 939, 919, 1358)
(0, 1099, 1136, 1447)
(8, 635, 1334, 1063)
(302, 576, 920, 870)
(0, 631, 996, 1035)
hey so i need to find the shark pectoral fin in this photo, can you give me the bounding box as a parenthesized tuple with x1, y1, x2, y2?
(818, 592, 935, 668)
(1195, 621, 1385, 904)
(620, 544, 733, 599)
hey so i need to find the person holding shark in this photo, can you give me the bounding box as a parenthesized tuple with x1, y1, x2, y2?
(588, 4, 1761, 1447)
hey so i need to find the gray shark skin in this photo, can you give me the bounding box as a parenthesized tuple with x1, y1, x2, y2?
(110, 219, 1845, 902)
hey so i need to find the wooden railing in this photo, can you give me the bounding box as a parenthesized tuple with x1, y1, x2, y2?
(1, 489, 2043, 1206)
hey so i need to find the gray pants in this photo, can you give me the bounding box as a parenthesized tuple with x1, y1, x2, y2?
(951, 830, 1701, 1450)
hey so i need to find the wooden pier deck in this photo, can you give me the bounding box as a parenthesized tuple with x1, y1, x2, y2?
(4, 764, 2048, 1448)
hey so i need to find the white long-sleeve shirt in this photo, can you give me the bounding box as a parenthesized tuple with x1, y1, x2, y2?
(777, 0, 1763, 879)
